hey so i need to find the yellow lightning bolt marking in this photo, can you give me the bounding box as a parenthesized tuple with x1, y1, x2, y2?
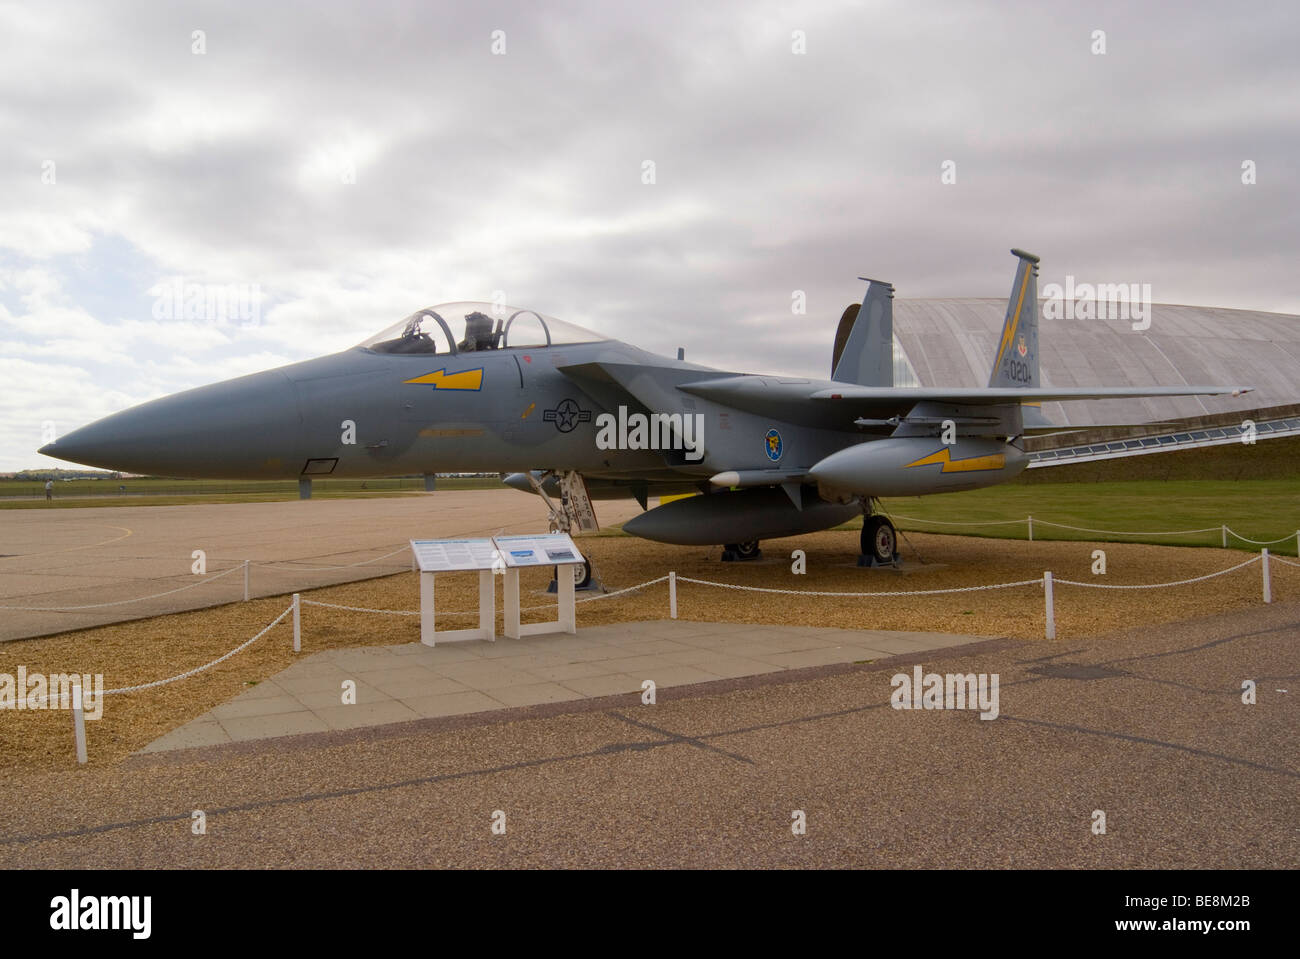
(905, 448, 1008, 473)
(402, 368, 483, 390)
(993, 263, 1032, 373)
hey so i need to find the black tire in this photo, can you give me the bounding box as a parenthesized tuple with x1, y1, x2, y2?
(573, 559, 592, 589)
(862, 516, 897, 565)
(724, 540, 761, 560)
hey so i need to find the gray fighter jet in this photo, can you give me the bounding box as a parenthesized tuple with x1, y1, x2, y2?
(41, 249, 1249, 572)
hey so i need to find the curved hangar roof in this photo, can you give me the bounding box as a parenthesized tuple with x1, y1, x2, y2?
(890, 299, 1300, 427)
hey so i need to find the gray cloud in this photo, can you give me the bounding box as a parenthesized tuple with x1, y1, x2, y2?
(1, 0, 1296, 469)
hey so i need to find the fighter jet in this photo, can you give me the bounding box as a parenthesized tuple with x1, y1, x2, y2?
(41, 249, 1249, 576)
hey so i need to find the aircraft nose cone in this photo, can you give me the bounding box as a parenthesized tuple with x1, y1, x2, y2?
(42, 369, 304, 477)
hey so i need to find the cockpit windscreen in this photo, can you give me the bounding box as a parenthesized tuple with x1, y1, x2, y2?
(359, 302, 606, 355)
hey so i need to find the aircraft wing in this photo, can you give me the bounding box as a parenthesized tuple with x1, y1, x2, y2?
(810, 385, 1254, 404)
(677, 375, 1252, 427)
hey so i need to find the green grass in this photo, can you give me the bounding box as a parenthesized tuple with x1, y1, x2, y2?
(874, 479, 1300, 553)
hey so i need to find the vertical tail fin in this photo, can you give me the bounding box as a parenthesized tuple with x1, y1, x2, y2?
(831, 277, 894, 386)
(988, 248, 1040, 389)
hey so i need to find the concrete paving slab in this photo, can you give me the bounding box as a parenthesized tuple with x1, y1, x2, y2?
(685, 656, 785, 678)
(520, 661, 617, 682)
(486, 682, 584, 708)
(762, 647, 871, 669)
(234, 680, 293, 700)
(209, 696, 306, 720)
(292, 685, 384, 709)
(218, 710, 329, 741)
(312, 701, 421, 731)
(140, 619, 988, 752)
(633, 664, 726, 686)
(137, 720, 232, 753)
(556, 673, 644, 697)
(434, 664, 542, 688)
(370, 676, 470, 699)
(274, 673, 365, 696)
(401, 690, 506, 718)
(604, 654, 682, 673)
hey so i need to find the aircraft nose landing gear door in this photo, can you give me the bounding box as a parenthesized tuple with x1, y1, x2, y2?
(527, 470, 599, 534)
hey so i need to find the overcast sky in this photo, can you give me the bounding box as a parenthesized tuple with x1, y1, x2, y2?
(2, 0, 1297, 471)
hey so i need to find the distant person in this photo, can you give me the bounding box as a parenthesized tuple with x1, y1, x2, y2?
(44, 479, 53, 502)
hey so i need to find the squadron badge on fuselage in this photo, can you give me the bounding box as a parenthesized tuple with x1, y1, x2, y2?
(764, 427, 783, 462)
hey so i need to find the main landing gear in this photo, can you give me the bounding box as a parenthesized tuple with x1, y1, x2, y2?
(859, 513, 899, 567)
(721, 540, 763, 562)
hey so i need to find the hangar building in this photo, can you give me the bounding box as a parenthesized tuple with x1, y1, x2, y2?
(888, 300, 1300, 466)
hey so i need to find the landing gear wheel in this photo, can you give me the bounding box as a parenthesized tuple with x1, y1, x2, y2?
(722, 541, 762, 562)
(549, 560, 593, 593)
(862, 516, 898, 566)
(573, 559, 592, 589)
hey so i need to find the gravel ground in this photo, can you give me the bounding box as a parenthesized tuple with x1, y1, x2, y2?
(2, 530, 1294, 773)
(0, 595, 1294, 869)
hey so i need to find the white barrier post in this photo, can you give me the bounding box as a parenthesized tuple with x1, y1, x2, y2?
(1028, 516, 1034, 542)
(243, 559, 250, 601)
(71, 682, 88, 765)
(1043, 571, 1056, 639)
(1262, 550, 1272, 604)
(669, 571, 677, 619)
(1221, 525, 1228, 548)
(292, 593, 301, 652)
(1295, 531, 1299, 558)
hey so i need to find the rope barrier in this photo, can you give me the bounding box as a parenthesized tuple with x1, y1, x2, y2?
(890, 514, 1296, 546)
(674, 576, 1042, 598)
(300, 575, 672, 618)
(574, 575, 670, 604)
(301, 599, 419, 616)
(1052, 555, 1261, 590)
(887, 514, 1027, 527)
(22, 550, 1286, 765)
(89, 605, 293, 697)
(18, 547, 1290, 708)
(1034, 520, 1224, 536)
(14, 519, 1294, 618)
(1222, 528, 1300, 546)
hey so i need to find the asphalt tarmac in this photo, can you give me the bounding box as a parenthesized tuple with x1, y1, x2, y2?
(0, 492, 640, 641)
(1, 596, 1294, 868)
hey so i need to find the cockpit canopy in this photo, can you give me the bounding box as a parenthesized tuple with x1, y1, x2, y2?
(358, 301, 606, 356)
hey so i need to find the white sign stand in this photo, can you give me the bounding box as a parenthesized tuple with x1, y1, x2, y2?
(410, 539, 501, 646)
(495, 533, 585, 639)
